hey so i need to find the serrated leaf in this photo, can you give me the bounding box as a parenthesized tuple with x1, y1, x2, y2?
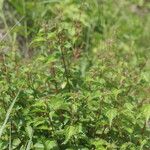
(106, 108, 117, 127)
(25, 125, 33, 139)
(63, 126, 76, 144)
(141, 104, 150, 123)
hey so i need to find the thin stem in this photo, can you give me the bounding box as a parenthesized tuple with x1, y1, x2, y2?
(45, 27, 58, 92)
(22, 0, 29, 58)
(60, 47, 71, 92)
(0, 16, 24, 43)
(9, 120, 12, 150)
(0, 88, 22, 138)
(0, 13, 12, 42)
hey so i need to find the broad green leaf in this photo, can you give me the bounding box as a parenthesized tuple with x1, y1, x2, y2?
(141, 104, 150, 123)
(12, 138, 21, 149)
(25, 125, 33, 139)
(61, 82, 67, 89)
(34, 143, 44, 150)
(91, 139, 107, 150)
(31, 37, 46, 44)
(106, 108, 117, 127)
(44, 140, 59, 150)
(63, 126, 76, 144)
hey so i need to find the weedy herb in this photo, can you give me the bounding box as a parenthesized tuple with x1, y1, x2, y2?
(0, 0, 150, 149)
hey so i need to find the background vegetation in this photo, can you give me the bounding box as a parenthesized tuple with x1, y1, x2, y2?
(0, 0, 150, 149)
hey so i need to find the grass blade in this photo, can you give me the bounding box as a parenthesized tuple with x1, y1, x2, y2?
(0, 89, 21, 138)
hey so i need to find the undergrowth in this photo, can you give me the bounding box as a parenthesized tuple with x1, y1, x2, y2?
(0, 0, 150, 149)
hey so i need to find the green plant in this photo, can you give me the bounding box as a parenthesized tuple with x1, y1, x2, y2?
(0, 0, 150, 149)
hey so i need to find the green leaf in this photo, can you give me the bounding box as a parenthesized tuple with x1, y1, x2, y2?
(106, 108, 117, 127)
(141, 104, 150, 123)
(25, 125, 33, 139)
(44, 140, 59, 150)
(90, 139, 108, 150)
(31, 37, 46, 44)
(34, 143, 44, 150)
(63, 126, 76, 144)
(12, 138, 21, 149)
(61, 82, 67, 89)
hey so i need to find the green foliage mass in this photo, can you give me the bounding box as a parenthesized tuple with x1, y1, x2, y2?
(0, 0, 150, 149)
